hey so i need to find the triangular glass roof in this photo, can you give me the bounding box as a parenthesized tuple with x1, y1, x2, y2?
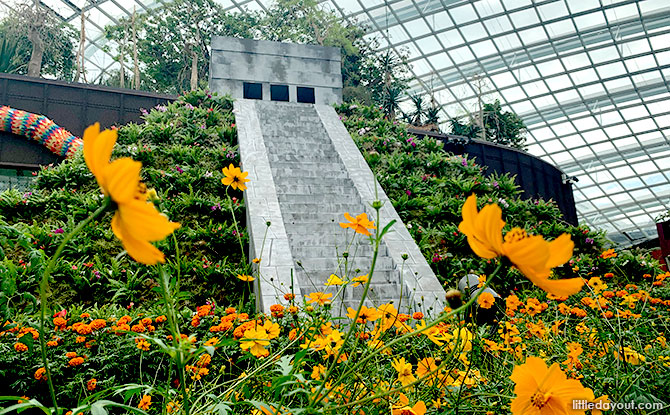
(1, 0, 669, 246)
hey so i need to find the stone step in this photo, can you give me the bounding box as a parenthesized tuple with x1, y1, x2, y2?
(273, 177, 356, 187)
(281, 204, 368, 215)
(271, 167, 349, 179)
(265, 142, 335, 152)
(298, 282, 404, 302)
(275, 184, 359, 195)
(297, 268, 399, 287)
(276, 193, 359, 205)
(294, 256, 395, 272)
(289, 244, 388, 258)
(267, 153, 342, 164)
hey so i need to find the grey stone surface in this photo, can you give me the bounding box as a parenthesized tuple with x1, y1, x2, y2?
(234, 98, 446, 316)
(211, 37, 342, 105)
(315, 104, 447, 315)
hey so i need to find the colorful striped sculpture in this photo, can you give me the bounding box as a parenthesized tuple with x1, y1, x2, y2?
(0, 105, 83, 159)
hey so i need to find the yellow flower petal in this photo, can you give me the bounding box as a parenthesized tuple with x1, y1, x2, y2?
(104, 158, 142, 204)
(83, 123, 117, 190)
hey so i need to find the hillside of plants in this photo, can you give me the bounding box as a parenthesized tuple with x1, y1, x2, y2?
(0, 92, 668, 414)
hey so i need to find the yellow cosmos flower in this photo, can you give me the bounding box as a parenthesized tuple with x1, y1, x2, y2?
(305, 292, 333, 306)
(392, 394, 427, 415)
(391, 357, 416, 386)
(240, 325, 270, 358)
(237, 274, 255, 282)
(221, 163, 249, 191)
(459, 194, 583, 297)
(83, 123, 180, 265)
(346, 305, 380, 323)
(324, 274, 344, 286)
(477, 292, 495, 309)
(351, 274, 368, 287)
(339, 212, 376, 236)
(510, 356, 594, 415)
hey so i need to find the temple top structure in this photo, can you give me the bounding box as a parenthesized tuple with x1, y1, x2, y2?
(210, 37, 342, 106)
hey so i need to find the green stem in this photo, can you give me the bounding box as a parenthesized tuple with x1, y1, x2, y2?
(317, 262, 503, 406)
(38, 197, 111, 414)
(226, 188, 247, 265)
(308, 206, 383, 410)
(158, 266, 189, 415)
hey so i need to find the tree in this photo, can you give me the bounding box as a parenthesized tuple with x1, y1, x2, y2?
(104, 0, 258, 93)
(259, 0, 375, 104)
(0, 2, 76, 79)
(481, 100, 527, 149)
(449, 100, 527, 150)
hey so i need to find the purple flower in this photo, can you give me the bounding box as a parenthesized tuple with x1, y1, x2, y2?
(155, 104, 167, 112)
(406, 190, 412, 196)
(200, 124, 206, 129)
(585, 238, 594, 244)
(176, 166, 184, 174)
(140, 108, 148, 116)
(53, 228, 64, 234)
(461, 158, 468, 166)
(211, 203, 221, 211)
(492, 181, 499, 188)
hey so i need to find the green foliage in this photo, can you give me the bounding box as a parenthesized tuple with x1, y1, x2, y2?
(449, 100, 528, 150)
(0, 6, 77, 79)
(0, 90, 249, 308)
(104, 0, 258, 93)
(336, 102, 661, 293)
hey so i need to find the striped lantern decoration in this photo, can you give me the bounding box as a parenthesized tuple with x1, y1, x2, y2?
(0, 105, 83, 159)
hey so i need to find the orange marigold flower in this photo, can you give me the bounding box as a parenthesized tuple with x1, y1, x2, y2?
(80, 313, 91, 319)
(191, 316, 200, 328)
(86, 378, 97, 391)
(412, 312, 424, 320)
(288, 306, 298, 314)
(225, 307, 237, 314)
(197, 305, 212, 317)
(131, 324, 145, 333)
(34, 367, 46, 381)
(155, 315, 167, 323)
(600, 249, 617, 259)
(69, 357, 85, 366)
(76, 336, 86, 343)
(90, 319, 106, 330)
(66, 351, 77, 358)
(339, 212, 376, 236)
(197, 353, 212, 367)
(396, 313, 410, 322)
(47, 340, 58, 347)
(141, 317, 153, 325)
(137, 339, 150, 351)
(14, 342, 28, 352)
(204, 337, 220, 347)
(283, 293, 295, 301)
(53, 317, 67, 328)
(138, 395, 152, 410)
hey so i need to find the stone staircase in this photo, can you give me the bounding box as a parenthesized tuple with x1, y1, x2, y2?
(255, 101, 404, 310)
(233, 99, 445, 315)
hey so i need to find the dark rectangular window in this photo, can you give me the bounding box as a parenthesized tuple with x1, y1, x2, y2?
(297, 87, 315, 104)
(243, 82, 262, 100)
(271, 84, 289, 102)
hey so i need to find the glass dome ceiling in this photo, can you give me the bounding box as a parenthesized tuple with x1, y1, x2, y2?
(1, 0, 669, 246)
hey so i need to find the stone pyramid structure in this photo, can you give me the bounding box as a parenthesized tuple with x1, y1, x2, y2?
(235, 99, 446, 315)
